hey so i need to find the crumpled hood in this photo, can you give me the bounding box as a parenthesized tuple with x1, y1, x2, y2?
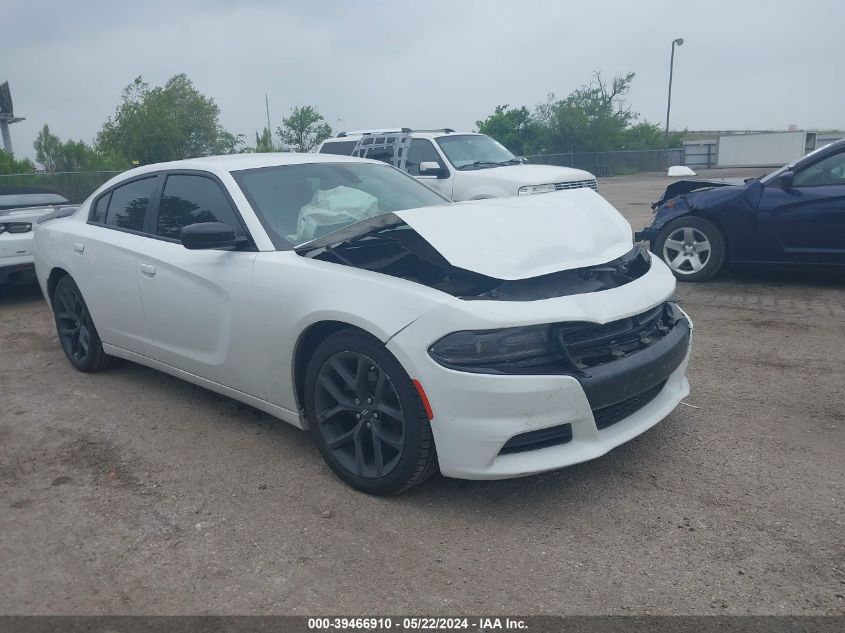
(655, 178, 748, 207)
(463, 163, 595, 188)
(395, 188, 632, 280)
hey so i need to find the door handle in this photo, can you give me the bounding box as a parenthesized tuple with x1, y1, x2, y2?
(139, 263, 157, 277)
(73, 243, 84, 254)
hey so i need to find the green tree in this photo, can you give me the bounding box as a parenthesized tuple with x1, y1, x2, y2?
(476, 105, 544, 156)
(253, 127, 277, 152)
(618, 121, 664, 150)
(34, 124, 124, 172)
(97, 74, 242, 164)
(0, 149, 36, 175)
(476, 71, 676, 156)
(277, 105, 332, 152)
(538, 72, 639, 153)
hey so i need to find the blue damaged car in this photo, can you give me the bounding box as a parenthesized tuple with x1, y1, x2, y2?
(635, 139, 845, 281)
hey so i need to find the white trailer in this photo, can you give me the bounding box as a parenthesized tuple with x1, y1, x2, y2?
(716, 131, 816, 168)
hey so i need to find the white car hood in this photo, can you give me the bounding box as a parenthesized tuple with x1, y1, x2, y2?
(460, 163, 595, 187)
(395, 188, 632, 280)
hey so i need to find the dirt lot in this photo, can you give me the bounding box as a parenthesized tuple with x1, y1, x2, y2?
(1, 170, 843, 615)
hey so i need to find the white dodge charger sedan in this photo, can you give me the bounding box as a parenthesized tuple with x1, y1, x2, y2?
(34, 153, 692, 494)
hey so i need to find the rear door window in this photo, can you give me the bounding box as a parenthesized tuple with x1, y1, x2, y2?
(105, 177, 158, 231)
(156, 174, 243, 240)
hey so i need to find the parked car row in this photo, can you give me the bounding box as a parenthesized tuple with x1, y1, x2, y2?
(11, 131, 843, 494)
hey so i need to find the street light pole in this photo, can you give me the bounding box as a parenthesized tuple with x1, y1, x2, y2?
(664, 37, 684, 152)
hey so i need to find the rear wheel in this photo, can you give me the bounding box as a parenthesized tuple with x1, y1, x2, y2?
(52, 276, 115, 372)
(304, 329, 437, 495)
(655, 216, 725, 281)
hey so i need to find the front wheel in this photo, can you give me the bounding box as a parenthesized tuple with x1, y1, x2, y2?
(654, 216, 725, 281)
(303, 329, 437, 495)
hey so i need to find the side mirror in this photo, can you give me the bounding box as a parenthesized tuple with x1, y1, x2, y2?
(419, 161, 448, 179)
(778, 170, 795, 189)
(180, 222, 237, 250)
(518, 156, 529, 164)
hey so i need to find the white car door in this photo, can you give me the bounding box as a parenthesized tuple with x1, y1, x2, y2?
(135, 172, 261, 394)
(77, 175, 159, 354)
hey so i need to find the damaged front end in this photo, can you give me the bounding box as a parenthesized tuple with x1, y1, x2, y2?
(297, 215, 651, 301)
(651, 178, 747, 210)
(636, 177, 755, 245)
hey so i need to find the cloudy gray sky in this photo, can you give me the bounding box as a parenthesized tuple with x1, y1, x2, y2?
(3, 0, 843, 160)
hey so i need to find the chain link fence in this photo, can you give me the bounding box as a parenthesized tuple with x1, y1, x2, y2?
(0, 170, 123, 203)
(1, 148, 686, 201)
(524, 148, 684, 177)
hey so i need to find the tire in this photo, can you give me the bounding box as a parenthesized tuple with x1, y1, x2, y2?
(654, 216, 726, 282)
(303, 328, 437, 495)
(52, 276, 116, 372)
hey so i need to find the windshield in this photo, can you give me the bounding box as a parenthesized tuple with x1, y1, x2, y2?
(435, 134, 518, 170)
(232, 162, 448, 247)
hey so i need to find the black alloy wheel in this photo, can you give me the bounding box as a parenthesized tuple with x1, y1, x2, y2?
(304, 329, 437, 494)
(52, 276, 114, 372)
(314, 351, 405, 479)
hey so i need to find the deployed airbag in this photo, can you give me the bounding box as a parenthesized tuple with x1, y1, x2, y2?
(296, 186, 379, 243)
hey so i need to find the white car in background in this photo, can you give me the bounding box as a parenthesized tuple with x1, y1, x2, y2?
(1, 187, 75, 286)
(318, 129, 597, 201)
(34, 153, 691, 494)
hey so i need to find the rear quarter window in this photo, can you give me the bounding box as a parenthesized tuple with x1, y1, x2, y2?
(90, 192, 111, 223)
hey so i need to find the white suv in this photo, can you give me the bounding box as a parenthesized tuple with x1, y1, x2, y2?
(318, 129, 597, 201)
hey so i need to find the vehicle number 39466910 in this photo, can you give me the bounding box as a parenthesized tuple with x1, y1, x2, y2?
(307, 617, 476, 630)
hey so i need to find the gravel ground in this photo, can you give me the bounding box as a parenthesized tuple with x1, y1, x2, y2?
(1, 169, 843, 615)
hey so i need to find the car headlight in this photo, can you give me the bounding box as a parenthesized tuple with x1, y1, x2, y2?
(518, 183, 556, 196)
(0, 222, 33, 234)
(429, 324, 563, 371)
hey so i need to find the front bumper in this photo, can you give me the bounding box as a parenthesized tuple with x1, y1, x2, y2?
(633, 226, 656, 243)
(387, 275, 692, 480)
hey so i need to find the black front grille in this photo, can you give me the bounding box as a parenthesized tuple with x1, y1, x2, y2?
(499, 423, 573, 455)
(592, 380, 667, 430)
(557, 302, 678, 370)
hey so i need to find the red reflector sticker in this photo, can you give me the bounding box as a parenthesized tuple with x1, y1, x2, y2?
(412, 379, 434, 421)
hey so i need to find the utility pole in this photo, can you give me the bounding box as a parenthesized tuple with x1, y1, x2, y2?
(664, 38, 684, 152)
(0, 82, 25, 155)
(265, 94, 272, 133)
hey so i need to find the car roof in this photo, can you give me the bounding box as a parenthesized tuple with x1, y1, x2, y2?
(122, 152, 384, 178)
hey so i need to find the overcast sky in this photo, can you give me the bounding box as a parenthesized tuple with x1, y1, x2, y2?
(3, 0, 843, 160)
